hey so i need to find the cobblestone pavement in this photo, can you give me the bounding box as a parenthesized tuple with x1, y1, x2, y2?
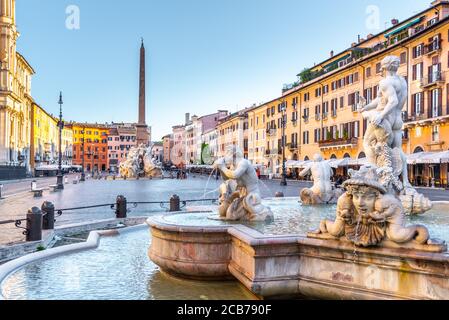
(0, 175, 447, 245)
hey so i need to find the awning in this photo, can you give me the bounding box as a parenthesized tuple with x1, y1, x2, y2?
(407, 151, 449, 164)
(384, 16, 423, 38)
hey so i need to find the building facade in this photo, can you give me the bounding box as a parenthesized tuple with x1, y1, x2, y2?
(0, 0, 34, 174)
(30, 103, 58, 169)
(107, 124, 137, 172)
(72, 123, 109, 173)
(162, 134, 173, 165)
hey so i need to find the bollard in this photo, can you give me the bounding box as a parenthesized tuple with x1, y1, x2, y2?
(64, 176, 69, 184)
(31, 180, 37, 191)
(42, 201, 55, 230)
(275, 192, 285, 198)
(26, 207, 43, 242)
(0, 184, 3, 199)
(170, 195, 181, 212)
(116, 195, 127, 218)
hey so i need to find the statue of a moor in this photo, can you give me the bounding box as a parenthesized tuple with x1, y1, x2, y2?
(358, 55, 432, 214)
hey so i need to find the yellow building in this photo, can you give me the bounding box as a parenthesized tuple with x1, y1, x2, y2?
(0, 0, 35, 173)
(30, 103, 59, 169)
(238, 0, 449, 184)
(216, 110, 249, 159)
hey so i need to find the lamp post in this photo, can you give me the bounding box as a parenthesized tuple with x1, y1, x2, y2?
(80, 128, 86, 181)
(56, 92, 64, 190)
(280, 100, 287, 186)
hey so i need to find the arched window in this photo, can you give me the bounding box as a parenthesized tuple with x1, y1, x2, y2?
(343, 153, 351, 159)
(330, 154, 337, 159)
(304, 156, 310, 161)
(414, 146, 424, 154)
(358, 152, 366, 159)
(293, 153, 298, 161)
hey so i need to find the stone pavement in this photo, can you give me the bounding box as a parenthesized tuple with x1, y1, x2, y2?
(0, 175, 447, 246)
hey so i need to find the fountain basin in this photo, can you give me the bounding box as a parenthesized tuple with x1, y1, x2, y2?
(147, 204, 449, 300)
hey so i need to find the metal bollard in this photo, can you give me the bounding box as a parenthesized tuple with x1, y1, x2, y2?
(31, 180, 37, 191)
(42, 201, 55, 230)
(170, 195, 181, 212)
(275, 192, 285, 198)
(0, 184, 3, 199)
(26, 207, 43, 242)
(116, 195, 127, 218)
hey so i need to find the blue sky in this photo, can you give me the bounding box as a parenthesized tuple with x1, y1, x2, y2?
(17, 0, 430, 140)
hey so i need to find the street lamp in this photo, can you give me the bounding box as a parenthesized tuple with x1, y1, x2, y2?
(280, 100, 287, 186)
(80, 128, 86, 181)
(56, 92, 65, 190)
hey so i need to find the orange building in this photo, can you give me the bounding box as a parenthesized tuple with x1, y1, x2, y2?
(71, 123, 109, 173)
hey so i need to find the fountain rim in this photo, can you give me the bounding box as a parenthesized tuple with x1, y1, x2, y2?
(0, 223, 149, 300)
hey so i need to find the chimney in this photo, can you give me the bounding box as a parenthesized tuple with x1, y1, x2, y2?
(367, 33, 374, 39)
(185, 113, 190, 125)
(330, 50, 334, 58)
(391, 19, 399, 26)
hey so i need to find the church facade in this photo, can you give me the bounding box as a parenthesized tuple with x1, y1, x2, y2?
(0, 0, 34, 173)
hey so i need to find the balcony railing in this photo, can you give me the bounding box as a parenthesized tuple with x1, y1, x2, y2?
(319, 137, 358, 148)
(303, 116, 309, 123)
(424, 40, 442, 55)
(315, 114, 321, 121)
(288, 143, 298, 151)
(421, 71, 444, 88)
(322, 112, 328, 120)
(266, 129, 277, 136)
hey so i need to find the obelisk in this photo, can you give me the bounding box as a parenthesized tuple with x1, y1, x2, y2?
(136, 38, 149, 146)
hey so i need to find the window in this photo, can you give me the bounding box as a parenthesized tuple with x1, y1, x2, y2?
(412, 92, 423, 115)
(322, 102, 329, 118)
(413, 44, 424, 58)
(376, 63, 382, 74)
(430, 88, 442, 117)
(303, 131, 309, 145)
(323, 85, 329, 94)
(366, 67, 371, 78)
(432, 125, 440, 142)
(304, 93, 310, 102)
(353, 72, 359, 82)
(314, 128, 321, 143)
(412, 63, 423, 81)
(315, 87, 322, 97)
(315, 105, 321, 120)
(340, 96, 345, 108)
(400, 52, 407, 64)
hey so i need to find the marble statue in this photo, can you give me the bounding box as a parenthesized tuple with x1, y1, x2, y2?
(316, 166, 431, 247)
(358, 55, 432, 215)
(310, 56, 442, 251)
(214, 145, 273, 222)
(119, 144, 163, 179)
(299, 153, 343, 205)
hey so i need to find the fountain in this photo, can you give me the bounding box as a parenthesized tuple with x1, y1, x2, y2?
(146, 56, 449, 300)
(298, 153, 343, 205)
(119, 144, 163, 179)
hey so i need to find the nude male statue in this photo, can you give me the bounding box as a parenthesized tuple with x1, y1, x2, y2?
(214, 145, 273, 221)
(358, 55, 411, 188)
(299, 153, 341, 204)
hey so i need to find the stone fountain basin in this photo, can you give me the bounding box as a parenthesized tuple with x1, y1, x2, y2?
(147, 208, 449, 300)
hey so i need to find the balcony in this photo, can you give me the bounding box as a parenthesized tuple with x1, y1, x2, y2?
(315, 114, 321, 121)
(266, 129, 277, 137)
(288, 143, 298, 151)
(319, 137, 358, 149)
(424, 40, 441, 56)
(291, 119, 298, 126)
(421, 71, 444, 88)
(322, 112, 328, 120)
(302, 116, 309, 123)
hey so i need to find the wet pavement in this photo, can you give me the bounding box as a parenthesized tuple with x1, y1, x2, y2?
(0, 175, 447, 245)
